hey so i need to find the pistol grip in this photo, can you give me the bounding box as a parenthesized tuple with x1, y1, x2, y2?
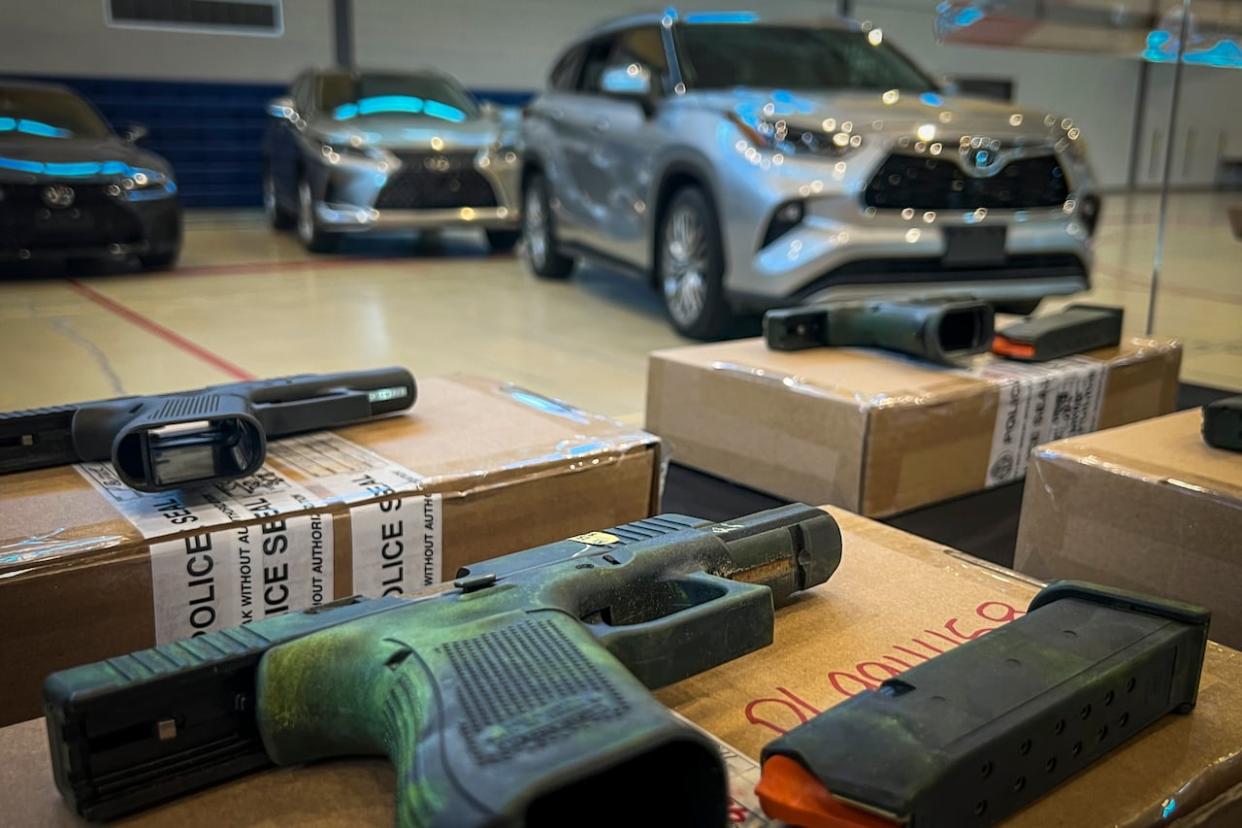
(255, 615, 458, 824)
(255, 608, 727, 827)
(586, 573, 775, 689)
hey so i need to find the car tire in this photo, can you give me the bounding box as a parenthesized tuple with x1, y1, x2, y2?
(995, 299, 1042, 316)
(485, 228, 520, 253)
(657, 186, 734, 340)
(297, 176, 339, 253)
(521, 174, 574, 278)
(138, 247, 180, 271)
(264, 167, 295, 231)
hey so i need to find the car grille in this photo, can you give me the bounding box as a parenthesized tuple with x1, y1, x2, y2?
(0, 183, 143, 249)
(863, 153, 1070, 210)
(375, 151, 497, 210)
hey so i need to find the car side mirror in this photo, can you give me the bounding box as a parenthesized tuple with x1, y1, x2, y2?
(266, 96, 298, 121)
(601, 62, 655, 114)
(120, 123, 148, 143)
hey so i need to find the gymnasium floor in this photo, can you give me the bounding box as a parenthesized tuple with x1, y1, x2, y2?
(1, 190, 1239, 416)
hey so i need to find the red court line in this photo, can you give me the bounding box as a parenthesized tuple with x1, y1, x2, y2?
(169, 256, 408, 277)
(65, 278, 256, 381)
(168, 248, 511, 278)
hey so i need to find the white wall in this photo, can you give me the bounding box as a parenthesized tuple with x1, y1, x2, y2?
(853, 1, 1144, 188)
(351, 0, 836, 88)
(0, 0, 334, 83)
(1137, 63, 1242, 187)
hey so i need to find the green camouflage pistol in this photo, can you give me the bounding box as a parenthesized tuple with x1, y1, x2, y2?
(45, 504, 841, 826)
(764, 298, 995, 365)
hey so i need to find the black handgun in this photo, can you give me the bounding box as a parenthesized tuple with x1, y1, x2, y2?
(44, 505, 841, 825)
(1203, 395, 1242, 451)
(0, 367, 415, 492)
(764, 298, 995, 365)
(756, 581, 1209, 828)
(992, 304, 1123, 361)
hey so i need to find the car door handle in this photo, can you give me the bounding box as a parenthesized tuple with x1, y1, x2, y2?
(592, 120, 610, 133)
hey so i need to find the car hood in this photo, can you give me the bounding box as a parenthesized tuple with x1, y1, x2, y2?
(685, 88, 1073, 143)
(0, 137, 172, 181)
(313, 115, 502, 151)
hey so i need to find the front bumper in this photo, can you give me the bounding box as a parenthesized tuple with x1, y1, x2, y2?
(717, 144, 1094, 310)
(755, 207, 1089, 306)
(0, 180, 180, 261)
(310, 147, 520, 233)
(315, 205, 518, 232)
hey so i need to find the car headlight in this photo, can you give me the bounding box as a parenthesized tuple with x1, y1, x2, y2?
(119, 169, 176, 200)
(1063, 127, 1088, 162)
(1048, 115, 1088, 162)
(319, 141, 377, 165)
(728, 112, 862, 158)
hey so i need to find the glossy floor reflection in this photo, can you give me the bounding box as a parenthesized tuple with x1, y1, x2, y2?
(1050, 190, 1242, 391)
(0, 191, 1239, 417)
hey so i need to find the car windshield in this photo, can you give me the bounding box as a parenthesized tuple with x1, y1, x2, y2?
(0, 86, 112, 139)
(676, 24, 937, 92)
(319, 73, 479, 123)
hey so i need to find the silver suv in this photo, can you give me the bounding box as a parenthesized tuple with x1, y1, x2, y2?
(264, 69, 521, 252)
(520, 11, 1098, 338)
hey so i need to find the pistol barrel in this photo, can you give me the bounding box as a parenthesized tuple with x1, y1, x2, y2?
(710, 503, 842, 606)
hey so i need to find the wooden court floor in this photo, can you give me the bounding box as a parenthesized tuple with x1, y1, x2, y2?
(1, 191, 1239, 415)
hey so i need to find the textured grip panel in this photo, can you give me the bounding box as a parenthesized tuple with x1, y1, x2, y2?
(444, 618, 630, 765)
(154, 394, 223, 420)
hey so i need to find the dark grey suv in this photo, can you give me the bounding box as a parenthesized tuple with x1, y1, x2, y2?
(0, 80, 181, 269)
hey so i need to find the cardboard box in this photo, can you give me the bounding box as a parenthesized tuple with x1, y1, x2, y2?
(0, 374, 661, 725)
(659, 511, 1242, 828)
(646, 336, 1181, 517)
(1015, 409, 1242, 649)
(4, 510, 1239, 826)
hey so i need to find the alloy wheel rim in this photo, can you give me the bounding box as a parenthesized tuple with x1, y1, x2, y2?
(661, 205, 709, 327)
(524, 186, 548, 269)
(297, 181, 314, 244)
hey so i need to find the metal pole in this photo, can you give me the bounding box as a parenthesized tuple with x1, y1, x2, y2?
(1146, 0, 1191, 335)
(334, 0, 354, 69)
(1126, 60, 1150, 189)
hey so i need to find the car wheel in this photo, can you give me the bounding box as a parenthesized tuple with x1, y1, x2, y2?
(522, 174, 573, 278)
(994, 299, 1042, 316)
(264, 168, 295, 231)
(138, 247, 180, 271)
(485, 228, 520, 253)
(297, 176, 338, 253)
(658, 186, 733, 340)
